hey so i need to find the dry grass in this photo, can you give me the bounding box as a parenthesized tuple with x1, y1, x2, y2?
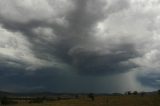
(12, 95, 160, 106)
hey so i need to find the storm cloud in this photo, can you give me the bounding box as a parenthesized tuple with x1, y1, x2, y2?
(0, 0, 160, 92)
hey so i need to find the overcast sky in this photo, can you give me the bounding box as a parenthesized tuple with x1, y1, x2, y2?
(0, 0, 160, 93)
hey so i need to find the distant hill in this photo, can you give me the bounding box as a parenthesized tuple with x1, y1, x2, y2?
(0, 90, 159, 98)
(0, 91, 87, 97)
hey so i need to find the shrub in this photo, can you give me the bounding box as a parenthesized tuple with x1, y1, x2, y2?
(88, 93, 95, 101)
(28, 97, 45, 104)
(0, 96, 17, 105)
(75, 94, 79, 99)
(127, 91, 131, 95)
(158, 90, 160, 95)
(140, 92, 145, 96)
(133, 91, 138, 95)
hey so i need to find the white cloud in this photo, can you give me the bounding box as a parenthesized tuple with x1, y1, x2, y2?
(0, 0, 74, 25)
(92, 0, 160, 70)
(0, 25, 57, 70)
(84, 0, 160, 89)
(32, 27, 57, 42)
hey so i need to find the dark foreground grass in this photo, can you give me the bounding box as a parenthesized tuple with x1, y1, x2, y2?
(6, 95, 160, 106)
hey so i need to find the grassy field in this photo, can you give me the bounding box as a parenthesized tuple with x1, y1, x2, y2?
(9, 95, 160, 106)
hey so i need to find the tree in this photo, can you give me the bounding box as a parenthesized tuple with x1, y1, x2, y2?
(158, 89, 160, 95)
(1, 96, 10, 105)
(88, 93, 95, 101)
(0, 96, 17, 105)
(140, 92, 145, 96)
(75, 94, 79, 99)
(127, 91, 131, 95)
(133, 91, 138, 95)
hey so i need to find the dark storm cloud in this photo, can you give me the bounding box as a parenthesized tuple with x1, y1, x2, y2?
(0, 66, 121, 93)
(69, 43, 138, 75)
(1, 0, 160, 92)
(0, 0, 137, 76)
(107, 0, 130, 14)
(137, 72, 160, 88)
(44, 0, 136, 75)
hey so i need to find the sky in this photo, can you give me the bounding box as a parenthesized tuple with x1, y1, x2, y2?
(0, 0, 160, 93)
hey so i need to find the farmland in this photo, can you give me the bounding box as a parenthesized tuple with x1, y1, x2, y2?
(2, 95, 160, 106)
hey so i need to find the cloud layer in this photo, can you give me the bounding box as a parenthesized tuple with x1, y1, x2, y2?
(0, 0, 160, 92)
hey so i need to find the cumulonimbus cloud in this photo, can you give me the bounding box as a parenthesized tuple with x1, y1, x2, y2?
(0, 0, 160, 91)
